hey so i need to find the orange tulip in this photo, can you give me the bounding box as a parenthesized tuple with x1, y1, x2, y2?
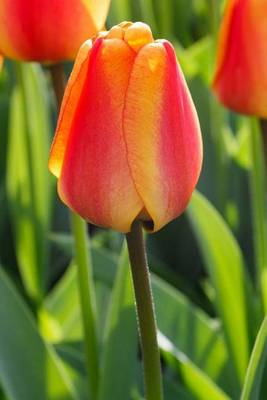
(0, 0, 111, 62)
(49, 22, 203, 233)
(212, 0, 267, 117)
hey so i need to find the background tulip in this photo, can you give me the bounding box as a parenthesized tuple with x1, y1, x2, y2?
(212, 0, 267, 117)
(0, 0, 111, 62)
(49, 22, 203, 233)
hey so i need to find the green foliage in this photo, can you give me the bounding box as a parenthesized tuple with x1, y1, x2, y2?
(241, 317, 267, 400)
(6, 63, 52, 305)
(98, 244, 138, 400)
(1, 0, 267, 399)
(0, 267, 77, 400)
(187, 191, 251, 387)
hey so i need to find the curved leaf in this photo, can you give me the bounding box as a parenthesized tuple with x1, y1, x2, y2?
(0, 267, 76, 400)
(187, 190, 250, 386)
(241, 317, 267, 400)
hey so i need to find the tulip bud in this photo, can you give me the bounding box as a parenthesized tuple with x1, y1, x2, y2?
(212, 0, 267, 117)
(0, 0, 111, 62)
(49, 22, 203, 233)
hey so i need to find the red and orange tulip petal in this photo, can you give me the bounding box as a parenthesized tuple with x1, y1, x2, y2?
(49, 40, 93, 178)
(49, 22, 203, 233)
(213, 0, 267, 117)
(0, 0, 111, 62)
(57, 37, 143, 232)
(123, 40, 202, 231)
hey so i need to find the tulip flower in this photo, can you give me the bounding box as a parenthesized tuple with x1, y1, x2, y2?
(49, 22, 203, 233)
(0, 0, 111, 62)
(212, 0, 267, 117)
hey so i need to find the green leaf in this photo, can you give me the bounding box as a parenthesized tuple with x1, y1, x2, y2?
(54, 342, 87, 400)
(98, 243, 138, 400)
(0, 267, 77, 400)
(49, 232, 117, 285)
(137, 0, 158, 33)
(177, 37, 213, 83)
(44, 238, 118, 341)
(46, 234, 235, 397)
(153, 275, 230, 386)
(48, 233, 233, 392)
(248, 118, 267, 314)
(187, 190, 250, 386)
(241, 317, 267, 400)
(108, 0, 132, 23)
(41, 261, 81, 342)
(159, 332, 230, 400)
(6, 63, 52, 303)
(163, 378, 193, 400)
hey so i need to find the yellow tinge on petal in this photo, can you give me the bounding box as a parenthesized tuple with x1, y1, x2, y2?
(50, 21, 203, 232)
(106, 25, 124, 40)
(81, 0, 111, 31)
(124, 22, 154, 52)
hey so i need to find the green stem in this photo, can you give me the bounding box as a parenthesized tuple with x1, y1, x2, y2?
(49, 64, 99, 397)
(260, 119, 267, 168)
(209, 0, 228, 215)
(250, 118, 267, 309)
(71, 213, 99, 398)
(126, 221, 163, 400)
(48, 63, 66, 110)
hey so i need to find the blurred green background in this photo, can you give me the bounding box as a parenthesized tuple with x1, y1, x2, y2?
(1, 0, 267, 399)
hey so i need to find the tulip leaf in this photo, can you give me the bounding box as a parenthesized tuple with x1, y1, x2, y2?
(138, 0, 158, 33)
(98, 243, 138, 400)
(187, 190, 250, 386)
(177, 36, 213, 83)
(159, 332, 230, 400)
(109, 0, 132, 22)
(48, 232, 118, 286)
(0, 267, 77, 400)
(7, 63, 52, 304)
(152, 275, 235, 393)
(54, 342, 88, 400)
(44, 239, 118, 341)
(45, 243, 138, 399)
(241, 316, 267, 400)
(163, 378, 193, 400)
(45, 234, 235, 397)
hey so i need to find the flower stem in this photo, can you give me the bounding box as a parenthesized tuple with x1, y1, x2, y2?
(258, 118, 267, 312)
(48, 63, 99, 398)
(48, 63, 66, 109)
(71, 213, 99, 398)
(126, 220, 163, 400)
(260, 119, 267, 168)
(250, 118, 267, 311)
